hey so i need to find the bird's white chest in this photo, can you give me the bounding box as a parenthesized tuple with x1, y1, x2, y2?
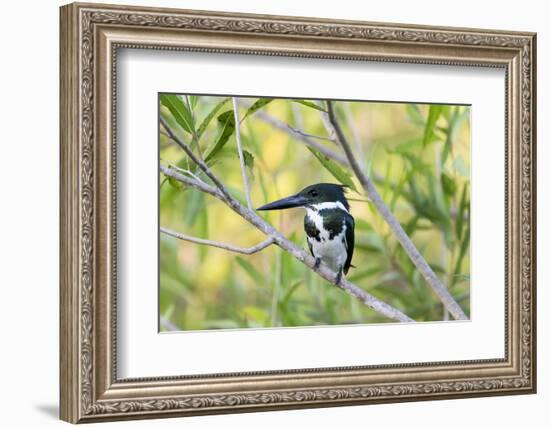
(306, 209, 348, 272)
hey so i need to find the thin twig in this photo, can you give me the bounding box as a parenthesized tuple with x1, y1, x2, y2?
(291, 102, 304, 130)
(325, 101, 468, 321)
(159, 165, 413, 323)
(161, 226, 274, 254)
(316, 100, 337, 142)
(160, 160, 207, 185)
(343, 101, 366, 162)
(232, 98, 253, 210)
(160, 116, 233, 203)
(160, 316, 179, 332)
(253, 110, 349, 165)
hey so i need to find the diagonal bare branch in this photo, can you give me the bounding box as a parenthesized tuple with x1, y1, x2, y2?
(160, 116, 233, 203)
(325, 101, 468, 321)
(252, 110, 349, 165)
(161, 226, 274, 255)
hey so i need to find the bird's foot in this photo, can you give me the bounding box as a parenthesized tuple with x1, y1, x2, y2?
(335, 269, 343, 286)
(313, 257, 321, 271)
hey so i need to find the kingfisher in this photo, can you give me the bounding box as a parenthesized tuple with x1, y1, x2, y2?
(257, 183, 355, 284)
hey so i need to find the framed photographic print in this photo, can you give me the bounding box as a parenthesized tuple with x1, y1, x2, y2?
(60, 2, 537, 423)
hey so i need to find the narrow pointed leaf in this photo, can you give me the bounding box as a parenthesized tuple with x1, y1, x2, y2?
(242, 150, 254, 170)
(441, 172, 457, 196)
(189, 95, 199, 110)
(241, 98, 274, 121)
(453, 227, 470, 279)
(406, 104, 424, 126)
(456, 182, 469, 239)
(291, 99, 327, 112)
(204, 110, 236, 163)
(196, 98, 230, 140)
(306, 146, 357, 192)
(160, 94, 195, 134)
(422, 105, 443, 146)
(236, 257, 264, 283)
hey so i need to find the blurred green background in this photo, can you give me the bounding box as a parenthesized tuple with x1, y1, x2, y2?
(159, 95, 470, 331)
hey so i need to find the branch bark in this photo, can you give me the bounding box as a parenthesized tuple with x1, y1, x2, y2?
(253, 110, 349, 165)
(160, 116, 233, 203)
(161, 226, 274, 255)
(232, 98, 253, 209)
(159, 165, 413, 323)
(325, 101, 468, 321)
(160, 316, 179, 332)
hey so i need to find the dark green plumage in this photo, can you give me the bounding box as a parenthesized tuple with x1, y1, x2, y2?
(257, 183, 356, 281)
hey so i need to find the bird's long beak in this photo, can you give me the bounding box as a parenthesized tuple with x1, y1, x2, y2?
(257, 194, 309, 211)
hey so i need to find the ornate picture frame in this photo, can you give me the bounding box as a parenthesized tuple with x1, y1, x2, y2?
(60, 2, 536, 423)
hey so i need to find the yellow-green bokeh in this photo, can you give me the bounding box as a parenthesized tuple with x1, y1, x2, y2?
(159, 96, 470, 331)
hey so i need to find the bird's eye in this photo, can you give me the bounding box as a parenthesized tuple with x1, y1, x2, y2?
(309, 190, 319, 197)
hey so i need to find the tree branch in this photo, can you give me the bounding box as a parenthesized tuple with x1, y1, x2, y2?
(232, 98, 253, 209)
(253, 110, 349, 165)
(326, 101, 468, 321)
(159, 165, 413, 323)
(161, 226, 275, 255)
(343, 101, 366, 162)
(160, 116, 233, 203)
(160, 316, 179, 332)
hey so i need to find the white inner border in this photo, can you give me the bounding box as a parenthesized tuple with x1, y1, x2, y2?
(117, 49, 505, 378)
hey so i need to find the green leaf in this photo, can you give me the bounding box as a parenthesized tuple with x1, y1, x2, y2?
(184, 189, 203, 227)
(453, 155, 469, 177)
(291, 99, 327, 112)
(441, 131, 453, 166)
(241, 149, 255, 181)
(242, 306, 269, 325)
(160, 94, 195, 134)
(281, 280, 303, 307)
(354, 217, 373, 231)
(241, 98, 273, 121)
(401, 152, 429, 171)
(453, 227, 470, 280)
(348, 266, 384, 282)
(456, 183, 469, 239)
(387, 138, 423, 155)
(306, 146, 357, 192)
(242, 150, 254, 170)
(197, 207, 209, 262)
(196, 98, 230, 140)
(236, 257, 264, 283)
(441, 106, 464, 165)
(440, 105, 452, 121)
(189, 95, 199, 110)
(356, 233, 385, 253)
(167, 176, 183, 189)
(389, 174, 409, 211)
(441, 172, 457, 196)
(162, 304, 175, 321)
(204, 110, 236, 163)
(423, 105, 443, 146)
(404, 215, 420, 235)
(406, 104, 424, 126)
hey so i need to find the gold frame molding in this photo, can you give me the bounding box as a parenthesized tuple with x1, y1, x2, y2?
(60, 2, 537, 423)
